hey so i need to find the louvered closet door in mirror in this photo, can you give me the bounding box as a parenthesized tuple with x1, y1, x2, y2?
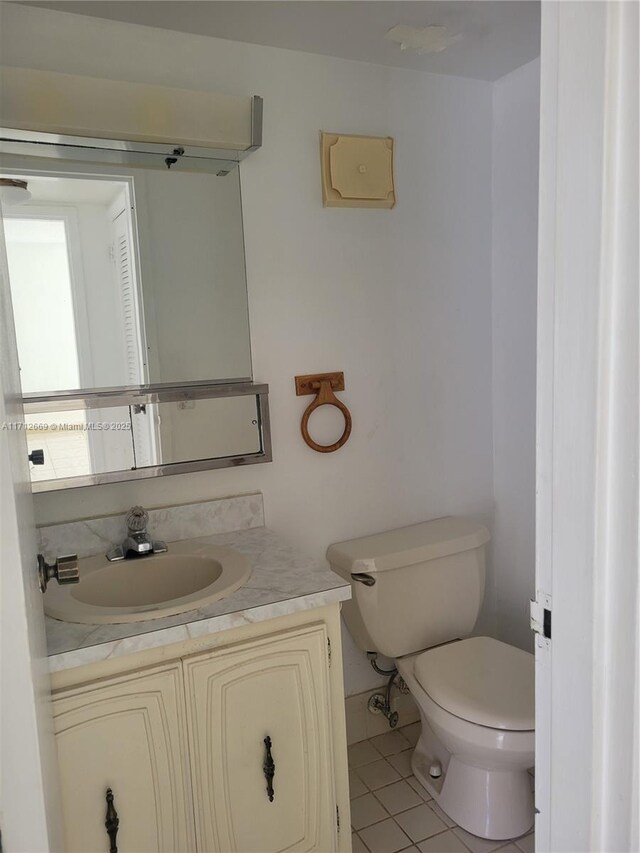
(110, 201, 145, 386)
(183, 624, 337, 853)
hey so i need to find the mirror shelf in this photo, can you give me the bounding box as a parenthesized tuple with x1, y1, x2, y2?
(24, 382, 271, 493)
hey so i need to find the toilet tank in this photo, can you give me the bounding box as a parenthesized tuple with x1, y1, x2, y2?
(327, 517, 489, 659)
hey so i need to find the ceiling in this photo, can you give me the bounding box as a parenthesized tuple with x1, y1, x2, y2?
(16, 1, 540, 81)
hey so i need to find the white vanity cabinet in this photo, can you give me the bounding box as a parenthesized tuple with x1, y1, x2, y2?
(52, 664, 195, 853)
(51, 606, 350, 853)
(184, 623, 336, 853)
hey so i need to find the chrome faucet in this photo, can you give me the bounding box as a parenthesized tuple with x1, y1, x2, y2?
(106, 506, 168, 562)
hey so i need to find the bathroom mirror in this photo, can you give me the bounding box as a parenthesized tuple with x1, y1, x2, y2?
(0, 108, 270, 491)
(0, 154, 252, 394)
(23, 383, 271, 492)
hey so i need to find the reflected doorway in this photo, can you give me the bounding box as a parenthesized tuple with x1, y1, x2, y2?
(2, 173, 160, 477)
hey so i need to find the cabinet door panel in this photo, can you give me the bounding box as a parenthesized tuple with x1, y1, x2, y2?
(185, 624, 336, 853)
(53, 664, 195, 853)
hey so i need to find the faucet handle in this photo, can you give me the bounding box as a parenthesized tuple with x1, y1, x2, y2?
(38, 553, 79, 593)
(126, 506, 149, 533)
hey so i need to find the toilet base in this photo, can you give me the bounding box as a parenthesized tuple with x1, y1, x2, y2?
(396, 649, 535, 841)
(412, 750, 534, 840)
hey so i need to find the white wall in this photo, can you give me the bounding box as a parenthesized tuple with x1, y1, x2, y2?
(2, 4, 496, 696)
(491, 59, 540, 652)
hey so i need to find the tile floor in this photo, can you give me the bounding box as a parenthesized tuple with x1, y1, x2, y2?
(348, 724, 535, 853)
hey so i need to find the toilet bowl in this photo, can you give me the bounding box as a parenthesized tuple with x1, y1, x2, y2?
(397, 637, 534, 839)
(327, 517, 535, 840)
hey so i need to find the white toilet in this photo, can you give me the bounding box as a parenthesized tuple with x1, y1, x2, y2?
(327, 517, 534, 840)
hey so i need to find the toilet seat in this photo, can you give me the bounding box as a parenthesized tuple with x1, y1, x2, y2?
(413, 636, 534, 731)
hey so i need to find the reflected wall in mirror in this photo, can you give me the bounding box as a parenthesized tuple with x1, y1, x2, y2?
(1, 156, 252, 394)
(155, 397, 261, 464)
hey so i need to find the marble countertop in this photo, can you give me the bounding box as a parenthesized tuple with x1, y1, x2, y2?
(46, 526, 351, 673)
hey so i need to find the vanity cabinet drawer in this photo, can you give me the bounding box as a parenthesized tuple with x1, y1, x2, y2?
(183, 623, 337, 853)
(52, 664, 195, 853)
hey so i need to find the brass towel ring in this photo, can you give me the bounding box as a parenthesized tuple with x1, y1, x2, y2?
(295, 372, 352, 453)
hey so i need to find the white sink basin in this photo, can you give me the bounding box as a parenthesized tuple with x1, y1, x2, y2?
(44, 540, 251, 624)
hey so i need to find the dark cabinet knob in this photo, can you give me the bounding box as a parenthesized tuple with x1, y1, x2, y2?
(28, 449, 45, 465)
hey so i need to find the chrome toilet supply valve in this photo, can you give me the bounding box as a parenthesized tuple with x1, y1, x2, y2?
(38, 553, 79, 593)
(366, 652, 403, 729)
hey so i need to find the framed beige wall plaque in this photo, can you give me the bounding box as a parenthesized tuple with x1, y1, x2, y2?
(320, 132, 395, 209)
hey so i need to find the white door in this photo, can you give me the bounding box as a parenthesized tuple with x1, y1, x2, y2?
(0, 209, 63, 847)
(535, 2, 639, 850)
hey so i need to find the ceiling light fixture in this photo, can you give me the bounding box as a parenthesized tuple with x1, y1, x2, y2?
(385, 24, 462, 55)
(0, 178, 32, 206)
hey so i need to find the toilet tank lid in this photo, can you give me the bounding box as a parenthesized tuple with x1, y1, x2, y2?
(326, 517, 490, 575)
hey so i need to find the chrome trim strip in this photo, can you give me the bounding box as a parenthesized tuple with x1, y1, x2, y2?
(0, 136, 239, 174)
(0, 127, 255, 157)
(249, 95, 264, 152)
(257, 382, 272, 461)
(31, 450, 269, 493)
(23, 380, 260, 413)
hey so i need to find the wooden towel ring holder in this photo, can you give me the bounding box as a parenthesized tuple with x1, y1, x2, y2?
(295, 372, 352, 453)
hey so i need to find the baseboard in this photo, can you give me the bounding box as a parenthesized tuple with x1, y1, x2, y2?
(345, 688, 420, 745)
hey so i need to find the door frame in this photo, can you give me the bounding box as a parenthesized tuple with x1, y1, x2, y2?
(535, 2, 639, 849)
(0, 207, 63, 850)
